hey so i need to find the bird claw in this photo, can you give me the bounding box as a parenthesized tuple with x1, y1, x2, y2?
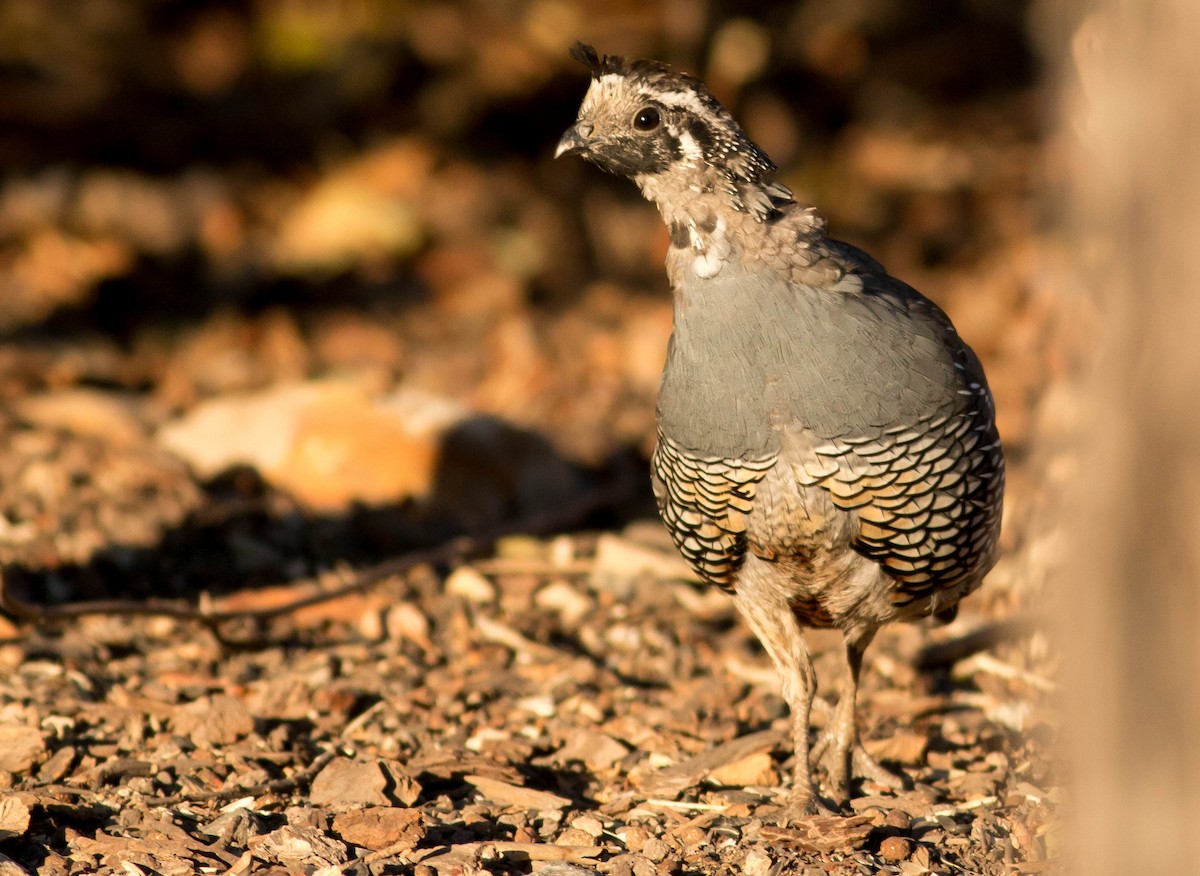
(773, 786, 842, 824)
(809, 728, 907, 804)
(850, 744, 906, 791)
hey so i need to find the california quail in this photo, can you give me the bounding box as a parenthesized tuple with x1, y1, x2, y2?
(556, 43, 1004, 814)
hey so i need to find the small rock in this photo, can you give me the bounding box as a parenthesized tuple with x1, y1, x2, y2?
(743, 848, 773, 876)
(379, 761, 423, 806)
(620, 826, 648, 853)
(310, 758, 391, 806)
(603, 853, 657, 876)
(535, 580, 592, 627)
(386, 603, 433, 650)
(158, 380, 464, 510)
(332, 807, 424, 852)
(0, 851, 32, 876)
(446, 566, 496, 603)
(555, 731, 631, 772)
(0, 797, 31, 841)
(880, 835, 913, 862)
(513, 825, 537, 843)
(570, 815, 605, 838)
(671, 825, 706, 848)
(172, 694, 254, 747)
(0, 726, 45, 774)
(516, 695, 557, 718)
(707, 752, 777, 788)
(640, 837, 672, 863)
(555, 827, 596, 847)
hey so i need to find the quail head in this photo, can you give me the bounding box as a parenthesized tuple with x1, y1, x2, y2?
(556, 43, 1005, 815)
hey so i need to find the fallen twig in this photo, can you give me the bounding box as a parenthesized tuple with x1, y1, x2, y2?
(473, 614, 564, 661)
(0, 480, 632, 635)
(408, 840, 608, 867)
(146, 748, 340, 807)
(643, 798, 730, 812)
(957, 652, 1058, 693)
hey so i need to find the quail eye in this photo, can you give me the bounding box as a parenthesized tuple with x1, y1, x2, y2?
(633, 106, 661, 131)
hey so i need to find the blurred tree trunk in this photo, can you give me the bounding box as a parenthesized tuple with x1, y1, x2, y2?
(1049, 0, 1200, 872)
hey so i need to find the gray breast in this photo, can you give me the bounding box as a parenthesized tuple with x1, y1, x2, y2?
(656, 264, 967, 459)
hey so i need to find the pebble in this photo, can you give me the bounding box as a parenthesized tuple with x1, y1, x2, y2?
(641, 837, 672, 863)
(880, 835, 914, 862)
(555, 827, 596, 847)
(743, 848, 773, 876)
(446, 566, 496, 603)
(570, 815, 605, 838)
(0, 726, 44, 775)
(620, 825, 649, 853)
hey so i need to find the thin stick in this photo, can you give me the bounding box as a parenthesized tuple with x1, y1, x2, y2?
(146, 747, 340, 807)
(0, 481, 632, 631)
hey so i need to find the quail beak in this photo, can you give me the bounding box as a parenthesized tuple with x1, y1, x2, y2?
(555, 121, 593, 158)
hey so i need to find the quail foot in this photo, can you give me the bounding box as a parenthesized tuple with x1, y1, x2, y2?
(556, 44, 1004, 816)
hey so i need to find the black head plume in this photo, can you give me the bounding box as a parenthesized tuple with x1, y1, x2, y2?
(569, 41, 602, 78)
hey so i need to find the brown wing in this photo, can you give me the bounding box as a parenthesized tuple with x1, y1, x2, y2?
(793, 403, 1005, 606)
(651, 432, 777, 592)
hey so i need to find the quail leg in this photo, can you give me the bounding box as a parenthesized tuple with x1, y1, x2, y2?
(733, 558, 832, 816)
(810, 629, 905, 802)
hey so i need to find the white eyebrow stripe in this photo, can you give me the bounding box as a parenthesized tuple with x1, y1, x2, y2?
(653, 89, 708, 114)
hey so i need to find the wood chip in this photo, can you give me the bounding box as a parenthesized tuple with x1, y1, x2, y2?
(464, 775, 572, 810)
(640, 728, 783, 797)
(553, 731, 630, 771)
(706, 751, 778, 787)
(760, 815, 874, 854)
(310, 758, 391, 806)
(0, 725, 45, 774)
(417, 840, 606, 866)
(0, 798, 31, 841)
(248, 824, 349, 869)
(171, 694, 253, 748)
(865, 730, 929, 765)
(332, 807, 424, 851)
